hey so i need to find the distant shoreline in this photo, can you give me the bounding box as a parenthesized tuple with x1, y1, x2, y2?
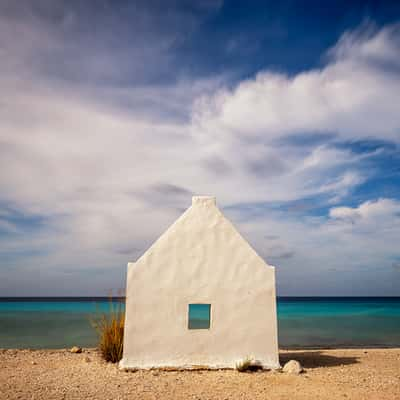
(3, 345, 400, 351)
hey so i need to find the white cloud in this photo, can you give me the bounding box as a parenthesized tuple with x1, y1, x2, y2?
(330, 198, 400, 222)
(192, 23, 400, 143)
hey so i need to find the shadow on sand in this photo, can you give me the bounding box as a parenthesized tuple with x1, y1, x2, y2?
(279, 351, 359, 368)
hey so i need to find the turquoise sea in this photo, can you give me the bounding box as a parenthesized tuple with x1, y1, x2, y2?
(0, 297, 399, 349)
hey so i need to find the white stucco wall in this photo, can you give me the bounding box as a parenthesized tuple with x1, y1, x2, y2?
(120, 196, 279, 369)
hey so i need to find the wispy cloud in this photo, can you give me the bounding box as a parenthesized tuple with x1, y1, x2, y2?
(0, 4, 399, 295)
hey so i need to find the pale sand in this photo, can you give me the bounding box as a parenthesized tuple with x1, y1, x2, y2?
(1, 348, 400, 400)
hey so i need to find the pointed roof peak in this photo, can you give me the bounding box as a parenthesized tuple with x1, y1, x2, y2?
(192, 196, 216, 207)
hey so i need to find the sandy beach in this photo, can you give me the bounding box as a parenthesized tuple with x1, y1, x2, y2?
(1, 348, 399, 400)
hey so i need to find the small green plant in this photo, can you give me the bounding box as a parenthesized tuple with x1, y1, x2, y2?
(91, 294, 125, 363)
(235, 356, 253, 372)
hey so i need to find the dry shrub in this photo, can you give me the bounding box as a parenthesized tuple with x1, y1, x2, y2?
(236, 356, 263, 372)
(92, 295, 125, 363)
(235, 356, 254, 372)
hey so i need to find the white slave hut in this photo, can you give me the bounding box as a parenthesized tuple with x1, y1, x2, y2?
(120, 196, 279, 369)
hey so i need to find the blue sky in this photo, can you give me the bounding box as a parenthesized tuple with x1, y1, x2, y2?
(0, 0, 399, 296)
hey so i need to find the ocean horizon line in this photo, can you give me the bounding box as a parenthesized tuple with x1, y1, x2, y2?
(1, 296, 399, 301)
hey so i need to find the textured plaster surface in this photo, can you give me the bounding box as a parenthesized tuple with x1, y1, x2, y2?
(120, 196, 279, 369)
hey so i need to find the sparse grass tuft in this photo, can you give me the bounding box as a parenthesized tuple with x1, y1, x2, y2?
(91, 294, 125, 363)
(235, 356, 253, 372)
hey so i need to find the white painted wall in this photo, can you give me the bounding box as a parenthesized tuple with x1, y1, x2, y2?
(120, 196, 279, 369)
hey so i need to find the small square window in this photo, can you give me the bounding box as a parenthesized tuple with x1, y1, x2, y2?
(188, 304, 211, 329)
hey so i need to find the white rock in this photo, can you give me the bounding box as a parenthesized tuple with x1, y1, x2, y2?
(282, 359, 303, 374)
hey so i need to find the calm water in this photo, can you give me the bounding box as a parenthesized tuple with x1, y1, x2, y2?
(0, 297, 399, 349)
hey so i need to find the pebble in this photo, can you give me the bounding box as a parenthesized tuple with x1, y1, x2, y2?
(282, 360, 303, 374)
(70, 346, 82, 354)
